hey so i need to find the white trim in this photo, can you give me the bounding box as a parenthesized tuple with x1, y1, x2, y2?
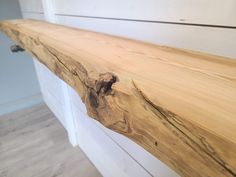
(41, 0, 56, 23)
(61, 81, 78, 146)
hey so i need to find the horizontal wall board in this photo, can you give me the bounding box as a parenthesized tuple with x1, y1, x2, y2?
(19, 0, 44, 13)
(53, 0, 236, 27)
(56, 15, 236, 59)
(22, 12, 45, 20)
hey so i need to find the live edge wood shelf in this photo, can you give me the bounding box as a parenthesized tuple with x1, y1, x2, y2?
(1, 19, 236, 177)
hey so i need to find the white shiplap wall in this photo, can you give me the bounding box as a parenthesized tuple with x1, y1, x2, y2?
(19, 0, 44, 20)
(18, 0, 236, 177)
(53, 0, 236, 59)
(53, 0, 236, 27)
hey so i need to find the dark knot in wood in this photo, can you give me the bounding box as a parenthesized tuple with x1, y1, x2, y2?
(88, 72, 117, 108)
(95, 72, 117, 95)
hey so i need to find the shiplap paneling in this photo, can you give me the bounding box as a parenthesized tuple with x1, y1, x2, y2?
(19, 0, 43, 13)
(22, 12, 45, 20)
(56, 15, 236, 59)
(53, 0, 236, 27)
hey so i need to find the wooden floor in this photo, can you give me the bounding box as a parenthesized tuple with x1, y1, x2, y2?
(0, 104, 102, 177)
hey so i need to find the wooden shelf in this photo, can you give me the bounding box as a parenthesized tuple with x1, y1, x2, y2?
(1, 19, 236, 177)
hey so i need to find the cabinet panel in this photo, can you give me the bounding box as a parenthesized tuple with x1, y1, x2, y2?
(33, 60, 66, 127)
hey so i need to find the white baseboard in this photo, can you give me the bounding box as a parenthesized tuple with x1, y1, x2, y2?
(0, 93, 43, 116)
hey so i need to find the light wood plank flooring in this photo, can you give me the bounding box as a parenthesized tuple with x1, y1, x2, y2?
(0, 104, 102, 177)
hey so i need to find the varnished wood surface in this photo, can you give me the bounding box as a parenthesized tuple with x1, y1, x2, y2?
(0, 104, 101, 177)
(0, 19, 236, 177)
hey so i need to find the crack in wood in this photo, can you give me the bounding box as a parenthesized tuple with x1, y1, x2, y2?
(131, 80, 236, 176)
(38, 39, 118, 112)
(38, 40, 71, 73)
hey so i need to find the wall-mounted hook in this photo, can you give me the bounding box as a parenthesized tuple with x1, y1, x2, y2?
(10, 44, 25, 53)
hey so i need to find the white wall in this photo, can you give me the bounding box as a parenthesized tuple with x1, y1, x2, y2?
(0, 0, 42, 116)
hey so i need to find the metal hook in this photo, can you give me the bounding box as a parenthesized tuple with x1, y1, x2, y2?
(10, 44, 25, 53)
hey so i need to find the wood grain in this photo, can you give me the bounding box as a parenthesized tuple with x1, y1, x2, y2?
(0, 19, 236, 177)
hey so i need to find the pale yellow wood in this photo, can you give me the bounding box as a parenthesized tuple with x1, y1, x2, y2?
(0, 19, 236, 177)
(0, 104, 102, 177)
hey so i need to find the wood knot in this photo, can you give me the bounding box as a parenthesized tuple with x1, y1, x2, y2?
(96, 72, 117, 95)
(155, 141, 158, 146)
(88, 72, 117, 109)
